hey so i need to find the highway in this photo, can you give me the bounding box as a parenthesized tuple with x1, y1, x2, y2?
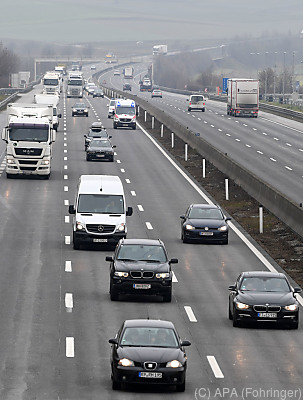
(102, 63, 303, 206)
(0, 64, 302, 400)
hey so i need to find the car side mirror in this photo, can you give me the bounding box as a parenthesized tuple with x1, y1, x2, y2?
(225, 217, 231, 221)
(294, 287, 302, 293)
(180, 215, 185, 220)
(170, 258, 178, 264)
(186, 99, 189, 101)
(68, 205, 75, 214)
(228, 285, 236, 291)
(181, 340, 191, 347)
(108, 338, 118, 345)
(112, 145, 116, 148)
(109, 136, 112, 139)
(126, 207, 133, 217)
(58, 113, 62, 118)
(105, 256, 113, 262)
(84, 134, 87, 138)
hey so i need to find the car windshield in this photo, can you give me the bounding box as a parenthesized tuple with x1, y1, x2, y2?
(88, 130, 107, 137)
(191, 96, 204, 102)
(109, 100, 116, 106)
(90, 140, 111, 148)
(78, 194, 124, 214)
(189, 208, 223, 219)
(240, 277, 290, 292)
(117, 244, 167, 263)
(115, 106, 135, 115)
(74, 103, 85, 108)
(120, 327, 179, 348)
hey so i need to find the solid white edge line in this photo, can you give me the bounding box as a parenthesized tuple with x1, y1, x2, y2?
(136, 121, 303, 306)
(66, 337, 74, 357)
(184, 306, 197, 322)
(207, 356, 224, 378)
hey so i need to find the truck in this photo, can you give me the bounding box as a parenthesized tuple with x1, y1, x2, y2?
(34, 93, 61, 131)
(227, 78, 259, 117)
(123, 67, 134, 79)
(153, 44, 168, 55)
(42, 72, 62, 95)
(2, 103, 56, 179)
(66, 72, 84, 98)
(140, 77, 152, 92)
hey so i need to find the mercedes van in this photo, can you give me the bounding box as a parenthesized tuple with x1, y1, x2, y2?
(113, 99, 136, 130)
(68, 175, 133, 249)
(187, 94, 206, 112)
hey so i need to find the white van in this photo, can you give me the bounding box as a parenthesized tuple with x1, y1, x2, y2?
(113, 99, 137, 130)
(68, 175, 133, 249)
(187, 94, 206, 112)
(107, 98, 117, 118)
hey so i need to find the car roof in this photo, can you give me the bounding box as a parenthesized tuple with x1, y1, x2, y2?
(123, 319, 175, 329)
(241, 271, 286, 279)
(119, 238, 163, 246)
(191, 204, 220, 209)
(91, 122, 102, 128)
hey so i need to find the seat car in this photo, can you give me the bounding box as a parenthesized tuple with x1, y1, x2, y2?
(187, 94, 206, 112)
(114, 70, 120, 76)
(93, 88, 104, 98)
(87, 85, 98, 95)
(71, 102, 89, 117)
(108, 319, 191, 392)
(123, 83, 132, 91)
(106, 238, 178, 302)
(228, 271, 301, 328)
(86, 138, 116, 162)
(180, 204, 230, 244)
(151, 88, 162, 98)
(90, 65, 96, 70)
(107, 98, 117, 118)
(84, 123, 111, 150)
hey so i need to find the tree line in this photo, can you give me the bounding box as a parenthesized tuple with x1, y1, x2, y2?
(0, 42, 19, 87)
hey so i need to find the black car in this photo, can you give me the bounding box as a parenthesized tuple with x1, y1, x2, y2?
(108, 319, 191, 391)
(123, 83, 132, 91)
(180, 204, 230, 244)
(84, 124, 111, 150)
(72, 102, 89, 117)
(86, 138, 116, 161)
(229, 271, 301, 328)
(106, 238, 178, 302)
(93, 88, 104, 98)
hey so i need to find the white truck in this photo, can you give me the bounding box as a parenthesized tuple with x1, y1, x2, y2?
(123, 67, 134, 79)
(2, 103, 56, 179)
(42, 72, 62, 95)
(67, 72, 83, 98)
(34, 94, 61, 131)
(153, 44, 168, 55)
(227, 78, 259, 117)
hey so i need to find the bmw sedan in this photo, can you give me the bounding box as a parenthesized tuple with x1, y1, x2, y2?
(71, 102, 89, 117)
(84, 126, 111, 150)
(180, 204, 230, 244)
(229, 271, 301, 328)
(86, 138, 115, 162)
(108, 319, 191, 392)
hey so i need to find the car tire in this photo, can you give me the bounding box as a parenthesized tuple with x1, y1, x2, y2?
(232, 308, 239, 327)
(112, 375, 121, 390)
(291, 321, 299, 329)
(113, 124, 117, 129)
(222, 237, 229, 245)
(86, 155, 90, 161)
(163, 288, 172, 303)
(73, 239, 80, 250)
(202, 108, 205, 112)
(110, 156, 114, 162)
(188, 108, 191, 112)
(110, 282, 119, 301)
(176, 380, 186, 392)
(72, 113, 74, 116)
(181, 231, 187, 243)
(132, 125, 136, 130)
(228, 304, 233, 320)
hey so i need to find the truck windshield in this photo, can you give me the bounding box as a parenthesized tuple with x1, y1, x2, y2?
(9, 127, 49, 142)
(115, 107, 135, 116)
(43, 79, 59, 85)
(68, 80, 83, 86)
(78, 194, 124, 214)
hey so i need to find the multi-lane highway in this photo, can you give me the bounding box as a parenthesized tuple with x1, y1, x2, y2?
(0, 64, 302, 400)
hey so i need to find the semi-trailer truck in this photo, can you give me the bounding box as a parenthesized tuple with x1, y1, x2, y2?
(66, 72, 84, 98)
(153, 45, 168, 55)
(2, 103, 56, 179)
(34, 94, 61, 131)
(227, 78, 259, 117)
(123, 67, 134, 79)
(42, 72, 61, 95)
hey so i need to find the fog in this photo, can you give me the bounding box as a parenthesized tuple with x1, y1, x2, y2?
(0, 0, 302, 44)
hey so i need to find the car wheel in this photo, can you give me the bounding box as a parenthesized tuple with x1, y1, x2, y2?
(113, 124, 117, 129)
(110, 156, 114, 162)
(232, 308, 239, 327)
(228, 304, 233, 320)
(188, 108, 191, 112)
(72, 113, 74, 116)
(86, 155, 90, 161)
(110, 282, 119, 301)
(132, 125, 136, 130)
(291, 321, 299, 329)
(176, 380, 186, 392)
(222, 237, 229, 245)
(181, 231, 187, 243)
(73, 238, 80, 250)
(163, 288, 172, 303)
(112, 375, 121, 390)
(86, 114, 88, 117)
(202, 108, 205, 112)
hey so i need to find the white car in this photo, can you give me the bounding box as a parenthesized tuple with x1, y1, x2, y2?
(107, 98, 117, 118)
(151, 89, 162, 98)
(113, 70, 120, 76)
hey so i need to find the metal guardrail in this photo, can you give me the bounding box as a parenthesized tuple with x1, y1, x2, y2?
(0, 79, 41, 110)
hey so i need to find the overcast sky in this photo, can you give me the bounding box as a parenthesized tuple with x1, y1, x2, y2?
(0, 0, 302, 44)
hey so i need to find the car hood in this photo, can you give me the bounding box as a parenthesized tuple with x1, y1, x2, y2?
(115, 261, 169, 273)
(187, 218, 225, 228)
(87, 145, 112, 151)
(237, 291, 295, 305)
(117, 346, 182, 363)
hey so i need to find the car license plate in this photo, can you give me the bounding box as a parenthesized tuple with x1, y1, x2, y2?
(96, 154, 105, 157)
(200, 232, 213, 236)
(133, 284, 151, 289)
(93, 238, 107, 243)
(123, 123, 129, 126)
(257, 312, 277, 318)
(139, 372, 162, 378)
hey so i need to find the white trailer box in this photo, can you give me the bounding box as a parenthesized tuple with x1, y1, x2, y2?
(227, 78, 259, 117)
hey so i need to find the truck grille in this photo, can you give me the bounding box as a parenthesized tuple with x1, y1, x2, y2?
(15, 148, 43, 156)
(86, 224, 115, 233)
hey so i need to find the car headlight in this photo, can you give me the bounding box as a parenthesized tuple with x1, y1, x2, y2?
(166, 360, 182, 368)
(76, 222, 85, 231)
(285, 304, 298, 311)
(156, 273, 170, 279)
(218, 225, 228, 231)
(235, 302, 250, 310)
(84, 109, 88, 113)
(118, 358, 134, 367)
(116, 223, 125, 232)
(72, 108, 77, 112)
(114, 271, 129, 278)
(185, 224, 195, 230)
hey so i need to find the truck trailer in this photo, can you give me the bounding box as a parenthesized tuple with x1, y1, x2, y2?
(227, 78, 259, 117)
(2, 103, 56, 179)
(123, 67, 134, 79)
(34, 94, 61, 131)
(153, 45, 168, 55)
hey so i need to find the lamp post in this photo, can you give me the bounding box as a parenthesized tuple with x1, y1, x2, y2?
(273, 52, 278, 101)
(283, 52, 287, 103)
(265, 51, 269, 101)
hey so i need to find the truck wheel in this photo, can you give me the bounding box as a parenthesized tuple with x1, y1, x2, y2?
(6, 173, 13, 179)
(188, 108, 191, 112)
(113, 124, 117, 129)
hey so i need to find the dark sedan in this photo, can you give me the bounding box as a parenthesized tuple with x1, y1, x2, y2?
(109, 319, 191, 392)
(93, 88, 104, 97)
(180, 204, 230, 244)
(86, 138, 115, 161)
(123, 83, 132, 91)
(229, 271, 301, 328)
(71, 102, 89, 117)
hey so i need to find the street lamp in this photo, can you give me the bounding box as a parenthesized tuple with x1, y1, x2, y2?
(283, 52, 287, 103)
(265, 51, 269, 101)
(273, 52, 278, 101)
